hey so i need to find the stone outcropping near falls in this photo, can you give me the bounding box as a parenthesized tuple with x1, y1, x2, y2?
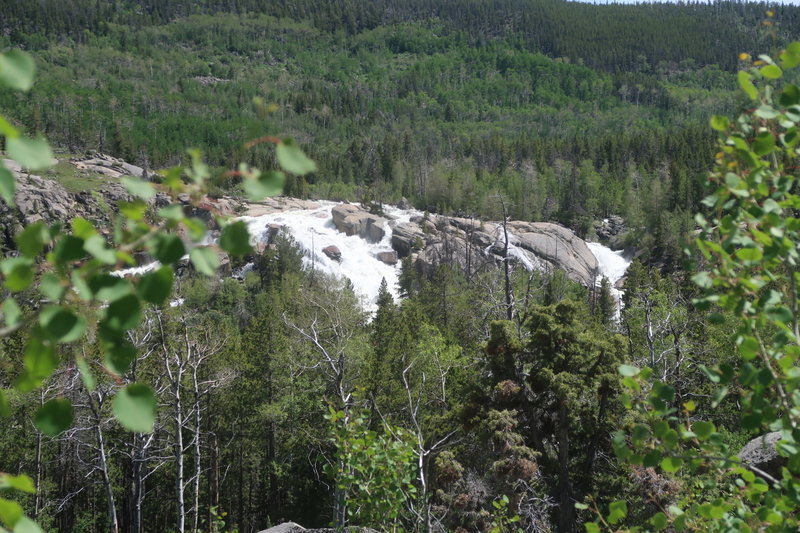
(328, 203, 599, 287)
(0, 156, 244, 254)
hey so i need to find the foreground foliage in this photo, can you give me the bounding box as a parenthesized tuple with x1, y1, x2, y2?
(598, 42, 800, 531)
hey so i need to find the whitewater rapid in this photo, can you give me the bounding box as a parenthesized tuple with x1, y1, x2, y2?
(241, 203, 421, 310)
(112, 201, 631, 314)
(586, 242, 631, 318)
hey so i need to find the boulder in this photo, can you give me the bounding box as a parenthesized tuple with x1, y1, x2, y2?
(71, 153, 145, 178)
(376, 250, 398, 265)
(509, 222, 599, 286)
(258, 523, 305, 533)
(331, 204, 386, 243)
(739, 432, 784, 478)
(391, 221, 428, 257)
(257, 525, 378, 533)
(391, 215, 601, 286)
(322, 245, 342, 262)
(244, 196, 321, 217)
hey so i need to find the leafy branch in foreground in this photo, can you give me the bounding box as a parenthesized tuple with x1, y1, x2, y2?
(0, 48, 314, 532)
(590, 42, 800, 532)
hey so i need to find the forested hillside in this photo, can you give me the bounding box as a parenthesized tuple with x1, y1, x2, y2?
(3, 2, 800, 533)
(2, 0, 796, 264)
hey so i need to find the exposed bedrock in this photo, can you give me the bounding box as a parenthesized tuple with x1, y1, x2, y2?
(384, 209, 599, 286)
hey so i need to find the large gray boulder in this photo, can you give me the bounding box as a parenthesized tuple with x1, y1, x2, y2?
(258, 525, 378, 533)
(72, 153, 145, 179)
(393, 214, 599, 287)
(331, 204, 386, 243)
(258, 522, 305, 533)
(510, 221, 599, 286)
(739, 432, 785, 478)
(391, 220, 428, 257)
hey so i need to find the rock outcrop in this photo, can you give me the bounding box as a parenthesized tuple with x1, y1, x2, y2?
(0, 172, 133, 252)
(376, 250, 398, 265)
(739, 432, 784, 478)
(322, 245, 342, 262)
(258, 524, 378, 533)
(382, 209, 599, 286)
(331, 204, 386, 243)
(72, 153, 145, 179)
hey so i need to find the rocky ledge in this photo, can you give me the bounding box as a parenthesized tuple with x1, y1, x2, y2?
(328, 203, 600, 287)
(259, 523, 378, 533)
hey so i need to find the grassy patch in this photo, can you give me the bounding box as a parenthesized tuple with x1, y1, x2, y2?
(41, 157, 112, 194)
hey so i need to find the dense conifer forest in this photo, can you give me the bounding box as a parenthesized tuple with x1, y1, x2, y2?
(3, 1, 800, 533)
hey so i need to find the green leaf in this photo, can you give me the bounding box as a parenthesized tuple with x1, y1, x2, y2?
(34, 398, 73, 436)
(710, 115, 730, 131)
(2, 298, 21, 328)
(243, 170, 285, 201)
(739, 336, 760, 361)
(6, 137, 52, 171)
(53, 235, 86, 263)
(39, 306, 86, 343)
(0, 166, 15, 206)
(16, 222, 49, 258)
(137, 266, 173, 305)
(0, 497, 22, 527)
(219, 221, 253, 256)
(83, 235, 117, 264)
(1, 257, 34, 291)
(13, 516, 43, 533)
(584, 524, 600, 533)
(119, 201, 147, 221)
(151, 234, 185, 264)
(88, 274, 132, 302)
(104, 340, 137, 375)
(781, 42, 800, 69)
(780, 84, 800, 106)
(607, 500, 627, 525)
(76, 356, 95, 392)
(0, 473, 34, 494)
(760, 64, 782, 79)
(0, 50, 35, 91)
(70, 217, 96, 239)
(0, 390, 9, 418)
(157, 204, 184, 221)
(660, 456, 683, 473)
(113, 384, 156, 433)
(120, 177, 155, 200)
(104, 294, 141, 332)
(276, 138, 317, 175)
(738, 70, 758, 100)
(753, 132, 776, 156)
(735, 248, 763, 262)
(643, 449, 661, 467)
(22, 337, 57, 380)
(190, 247, 219, 276)
(692, 421, 715, 440)
(618, 364, 640, 377)
(650, 512, 668, 531)
(766, 306, 793, 324)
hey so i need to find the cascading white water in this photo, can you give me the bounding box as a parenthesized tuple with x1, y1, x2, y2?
(586, 242, 631, 317)
(112, 200, 631, 314)
(241, 203, 421, 310)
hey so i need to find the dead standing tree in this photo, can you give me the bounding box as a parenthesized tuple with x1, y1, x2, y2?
(155, 310, 231, 533)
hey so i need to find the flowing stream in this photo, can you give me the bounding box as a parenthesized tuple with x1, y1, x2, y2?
(241, 203, 421, 310)
(586, 242, 631, 317)
(115, 201, 631, 313)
